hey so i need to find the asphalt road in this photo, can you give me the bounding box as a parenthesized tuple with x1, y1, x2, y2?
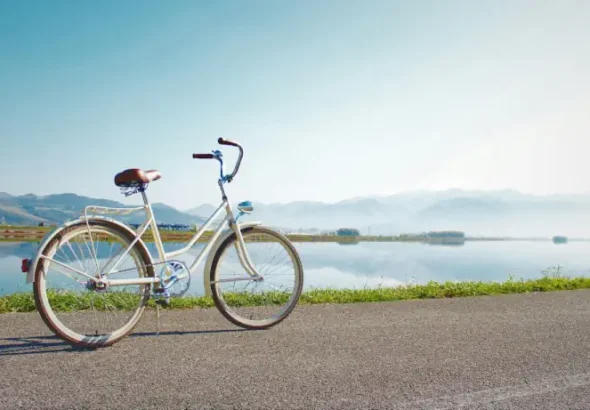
(2, 290, 590, 409)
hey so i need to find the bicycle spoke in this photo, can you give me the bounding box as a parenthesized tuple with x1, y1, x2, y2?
(211, 227, 303, 328)
(35, 222, 152, 348)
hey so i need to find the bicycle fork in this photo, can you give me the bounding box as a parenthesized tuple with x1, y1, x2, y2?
(230, 222, 263, 281)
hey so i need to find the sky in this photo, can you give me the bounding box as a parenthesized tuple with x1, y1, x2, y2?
(1, 0, 589, 210)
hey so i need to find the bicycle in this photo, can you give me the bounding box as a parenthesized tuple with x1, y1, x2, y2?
(21, 138, 304, 348)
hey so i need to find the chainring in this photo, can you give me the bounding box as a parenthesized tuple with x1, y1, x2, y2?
(158, 260, 191, 297)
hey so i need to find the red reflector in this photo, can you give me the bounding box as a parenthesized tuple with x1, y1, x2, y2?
(21, 259, 30, 273)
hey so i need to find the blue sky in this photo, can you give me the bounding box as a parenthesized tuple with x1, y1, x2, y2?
(1, 0, 589, 210)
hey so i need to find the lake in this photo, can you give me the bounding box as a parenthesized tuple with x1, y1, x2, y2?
(1, 240, 589, 297)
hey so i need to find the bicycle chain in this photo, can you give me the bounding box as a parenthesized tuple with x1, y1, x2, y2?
(108, 259, 175, 275)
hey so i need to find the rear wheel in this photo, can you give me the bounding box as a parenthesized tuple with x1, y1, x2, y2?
(210, 226, 304, 329)
(33, 220, 154, 348)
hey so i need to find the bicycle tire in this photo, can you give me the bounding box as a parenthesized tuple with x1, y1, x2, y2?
(209, 225, 304, 329)
(33, 219, 155, 349)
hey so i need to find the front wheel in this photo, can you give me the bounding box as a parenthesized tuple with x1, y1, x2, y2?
(210, 226, 304, 329)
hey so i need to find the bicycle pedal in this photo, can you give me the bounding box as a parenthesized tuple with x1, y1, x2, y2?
(155, 298, 170, 306)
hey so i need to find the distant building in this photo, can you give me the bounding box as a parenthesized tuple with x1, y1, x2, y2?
(128, 222, 192, 231)
(426, 231, 465, 239)
(336, 228, 360, 237)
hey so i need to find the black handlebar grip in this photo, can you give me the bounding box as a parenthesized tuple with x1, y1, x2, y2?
(218, 137, 239, 147)
(193, 153, 214, 159)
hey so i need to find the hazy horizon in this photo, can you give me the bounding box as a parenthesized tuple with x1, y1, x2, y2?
(3, 186, 590, 209)
(3, 185, 590, 237)
(2, 1, 589, 210)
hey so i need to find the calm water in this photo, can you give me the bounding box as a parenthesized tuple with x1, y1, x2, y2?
(2, 240, 589, 296)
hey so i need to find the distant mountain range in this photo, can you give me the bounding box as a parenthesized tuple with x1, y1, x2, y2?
(0, 192, 205, 227)
(2, 189, 590, 237)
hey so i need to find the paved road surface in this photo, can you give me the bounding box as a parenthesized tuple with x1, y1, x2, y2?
(2, 290, 590, 409)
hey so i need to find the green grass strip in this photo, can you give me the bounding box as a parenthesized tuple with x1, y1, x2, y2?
(2, 273, 590, 314)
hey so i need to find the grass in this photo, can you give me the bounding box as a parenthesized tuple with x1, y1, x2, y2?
(2, 266, 589, 313)
(0, 224, 505, 243)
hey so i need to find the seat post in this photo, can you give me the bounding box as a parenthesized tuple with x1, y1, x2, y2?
(141, 191, 150, 206)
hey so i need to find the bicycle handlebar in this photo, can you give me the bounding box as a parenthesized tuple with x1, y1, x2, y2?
(218, 138, 243, 182)
(218, 137, 239, 147)
(192, 138, 244, 183)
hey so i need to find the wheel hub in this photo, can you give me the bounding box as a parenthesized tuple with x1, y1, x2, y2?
(86, 276, 108, 292)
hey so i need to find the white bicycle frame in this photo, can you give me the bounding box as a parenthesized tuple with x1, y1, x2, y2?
(34, 138, 262, 290)
(38, 190, 262, 288)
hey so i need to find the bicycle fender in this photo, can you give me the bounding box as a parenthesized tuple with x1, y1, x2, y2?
(25, 216, 153, 284)
(25, 223, 66, 284)
(202, 221, 261, 296)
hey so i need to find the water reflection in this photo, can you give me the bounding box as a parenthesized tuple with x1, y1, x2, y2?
(426, 242, 465, 247)
(2, 240, 590, 297)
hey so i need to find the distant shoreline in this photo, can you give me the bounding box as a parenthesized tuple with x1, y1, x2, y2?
(1, 225, 587, 244)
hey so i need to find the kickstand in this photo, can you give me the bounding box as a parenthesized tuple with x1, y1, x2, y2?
(156, 303, 161, 335)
